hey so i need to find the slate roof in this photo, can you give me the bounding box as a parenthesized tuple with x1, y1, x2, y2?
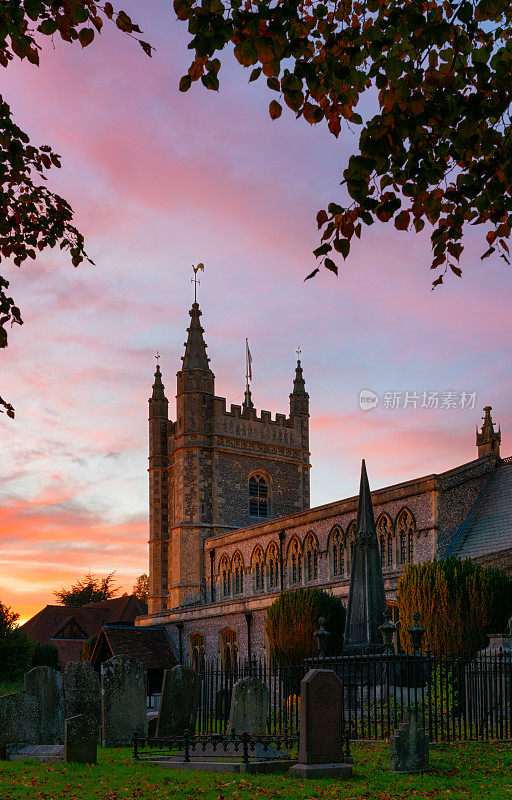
(447, 461, 512, 561)
(92, 625, 177, 670)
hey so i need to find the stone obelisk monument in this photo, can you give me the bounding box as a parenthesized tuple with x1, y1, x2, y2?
(343, 459, 388, 651)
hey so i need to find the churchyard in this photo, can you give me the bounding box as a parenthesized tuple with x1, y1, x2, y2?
(1, 742, 511, 800)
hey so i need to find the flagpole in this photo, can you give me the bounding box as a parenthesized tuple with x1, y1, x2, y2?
(245, 338, 249, 392)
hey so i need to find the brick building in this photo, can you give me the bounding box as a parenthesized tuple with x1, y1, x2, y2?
(137, 299, 511, 666)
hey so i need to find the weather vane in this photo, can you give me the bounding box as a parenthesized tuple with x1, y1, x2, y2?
(191, 263, 205, 303)
(155, 350, 160, 363)
(296, 345, 302, 359)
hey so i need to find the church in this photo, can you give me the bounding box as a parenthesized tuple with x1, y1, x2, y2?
(135, 297, 512, 667)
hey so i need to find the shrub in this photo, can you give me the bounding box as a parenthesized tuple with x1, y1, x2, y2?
(265, 587, 346, 663)
(397, 556, 512, 657)
(32, 642, 60, 670)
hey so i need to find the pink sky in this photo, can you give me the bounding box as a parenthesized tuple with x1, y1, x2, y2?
(1, 2, 511, 622)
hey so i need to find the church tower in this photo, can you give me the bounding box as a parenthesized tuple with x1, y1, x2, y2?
(148, 289, 311, 614)
(476, 405, 501, 458)
(148, 362, 169, 612)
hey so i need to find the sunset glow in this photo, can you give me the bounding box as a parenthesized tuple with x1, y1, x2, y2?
(1, 1, 511, 623)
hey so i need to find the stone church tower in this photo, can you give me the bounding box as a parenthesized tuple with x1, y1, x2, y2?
(148, 300, 311, 614)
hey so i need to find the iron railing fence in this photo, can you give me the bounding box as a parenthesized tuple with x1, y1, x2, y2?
(187, 649, 512, 742)
(133, 731, 301, 764)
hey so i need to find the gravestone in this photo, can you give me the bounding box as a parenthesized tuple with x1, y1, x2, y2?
(25, 666, 65, 744)
(229, 676, 269, 735)
(289, 669, 352, 778)
(63, 662, 101, 728)
(156, 664, 201, 738)
(0, 693, 39, 758)
(64, 715, 98, 764)
(101, 655, 147, 747)
(389, 709, 429, 773)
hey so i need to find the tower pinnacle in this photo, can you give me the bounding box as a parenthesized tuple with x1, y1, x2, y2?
(151, 362, 166, 400)
(476, 405, 501, 458)
(289, 353, 309, 416)
(181, 302, 211, 372)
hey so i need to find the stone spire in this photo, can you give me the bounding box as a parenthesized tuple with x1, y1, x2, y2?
(476, 406, 501, 458)
(181, 302, 210, 371)
(343, 460, 388, 651)
(151, 363, 165, 399)
(289, 357, 309, 416)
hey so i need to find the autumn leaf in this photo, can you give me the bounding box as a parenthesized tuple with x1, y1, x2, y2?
(269, 100, 282, 120)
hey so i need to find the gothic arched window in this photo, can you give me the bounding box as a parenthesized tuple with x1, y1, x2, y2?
(396, 509, 415, 565)
(219, 554, 231, 599)
(346, 521, 356, 575)
(189, 631, 205, 672)
(249, 474, 269, 518)
(220, 628, 238, 674)
(267, 542, 279, 589)
(377, 514, 393, 571)
(305, 532, 319, 582)
(330, 527, 344, 578)
(232, 551, 244, 595)
(287, 537, 303, 586)
(252, 546, 264, 592)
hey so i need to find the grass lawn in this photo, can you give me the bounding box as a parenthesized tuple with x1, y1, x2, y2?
(1, 742, 511, 800)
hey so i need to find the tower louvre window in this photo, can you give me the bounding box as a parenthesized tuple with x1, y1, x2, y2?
(249, 475, 269, 518)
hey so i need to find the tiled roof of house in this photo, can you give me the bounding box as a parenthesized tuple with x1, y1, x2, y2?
(20, 595, 148, 667)
(447, 461, 512, 561)
(93, 625, 177, 670)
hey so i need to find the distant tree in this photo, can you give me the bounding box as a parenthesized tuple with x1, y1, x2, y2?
(132, 574, 149, 604)
(265, 587, 346, 663)
(54, 571, 119, 606)
(0, 600, 34, 682)
(81, 634, 98, 663)
(398, 557, 512, 657)
(32, 642, 60, 670)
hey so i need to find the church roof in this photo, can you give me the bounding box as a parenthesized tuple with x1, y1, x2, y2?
(181, 302, 211, 371)
(447, 460, 512, 561)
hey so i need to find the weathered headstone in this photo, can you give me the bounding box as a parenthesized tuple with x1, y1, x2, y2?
(156, 664, 201, 738)
(389, 709, 429, 773)
(64, 715, 97, 764)
(289, 669, 352, 778)
(0, 693, 39, 758)
(63, 662, 101, 727)
(101, 655, 147, 747)
(25, 666, 65, 744)
(229, 676, 269, 735)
